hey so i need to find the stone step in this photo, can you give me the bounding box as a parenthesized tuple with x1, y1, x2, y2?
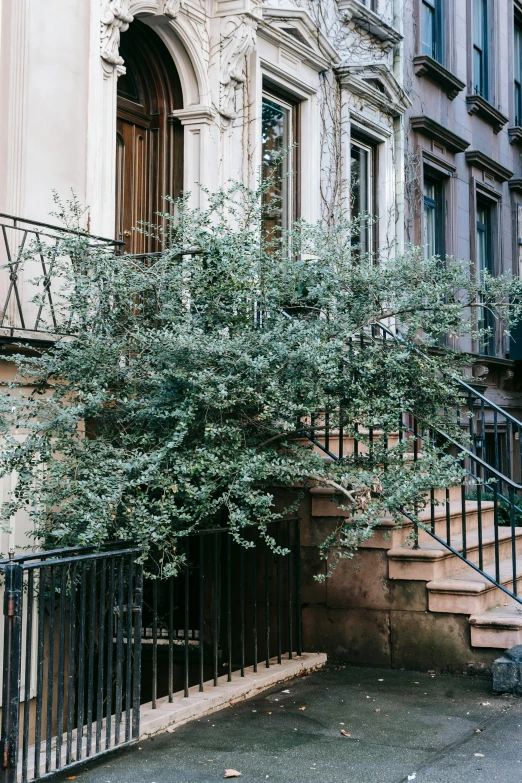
(415, 500, 496, 539)
(427, 555, 522, 614)
(469, 604, 522, 649)
(388, 524, 522, 582)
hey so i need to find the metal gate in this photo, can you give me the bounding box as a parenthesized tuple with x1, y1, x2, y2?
(0, 544, 143, 783)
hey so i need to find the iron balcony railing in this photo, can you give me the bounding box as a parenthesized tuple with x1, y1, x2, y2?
(303, 321, 522, 608)
(0, 213, 123, 341)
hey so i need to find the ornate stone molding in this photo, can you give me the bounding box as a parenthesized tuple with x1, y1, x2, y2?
(100, 0, 134, 67)
(338, 0, 402, 50)
(465, 150, 514, 184)
(219, 14, 257, 119)
(413, 55, 465, 101)
(163, 0, 181, 18)
(410, 116, 470, 154)
(466, 94, 508, 134)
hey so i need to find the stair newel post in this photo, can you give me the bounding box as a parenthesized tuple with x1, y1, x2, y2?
(460, 454, 467, 559)
(506, 421, 512, 488)
(412, 418, 419, 549)
(509, 483, 517, 596)
(518, 422, 522, 485)
(493, 480, 501, 584)
(467, 391, 475, 452)
(1, 554, 24, 783)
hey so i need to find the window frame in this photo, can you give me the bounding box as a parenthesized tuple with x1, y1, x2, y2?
(515, 20, 522, 125)
(472, 0, 489, 100)
(260, 88, 300, 242)
(421, 0, 445, 64)
(423, 173, 445, 261)
(475, 197, 496, 356)
(349, 135, 377, 259)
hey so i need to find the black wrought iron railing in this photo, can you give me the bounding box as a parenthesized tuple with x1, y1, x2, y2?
(0, 542, 143, 783)
(0, 213, 122, 340)
(142, 518, 302, 708)
(0, 523, 302, 782)
(303, 321, 522, 607)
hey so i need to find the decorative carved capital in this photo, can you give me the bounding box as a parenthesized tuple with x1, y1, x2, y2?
(473, 364, 489, 379)
(219, 14, 257, 120)
(163, 0, 181, 19)
(100, 0, 133, 67)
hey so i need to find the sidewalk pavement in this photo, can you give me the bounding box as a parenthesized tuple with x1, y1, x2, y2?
(53, 664, 522, 783)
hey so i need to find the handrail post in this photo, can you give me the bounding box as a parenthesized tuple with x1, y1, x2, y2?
(1, 555, 24, 783)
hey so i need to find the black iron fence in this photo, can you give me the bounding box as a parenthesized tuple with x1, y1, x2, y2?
(0, 522, 302, 782)
(0, 544, 143, 783)
(141, 519, 302, 708)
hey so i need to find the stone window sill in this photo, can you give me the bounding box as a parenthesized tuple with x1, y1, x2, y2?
(508, 126, 522, 145)
(338, 0, 402, 49)
(466, 94, 508, 134)
(413, 55, 465, 100)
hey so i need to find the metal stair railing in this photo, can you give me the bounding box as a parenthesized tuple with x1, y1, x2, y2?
(302, 321, 522, 606)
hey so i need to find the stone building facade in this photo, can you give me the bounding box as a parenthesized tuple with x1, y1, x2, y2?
(3, 0, 522, 669)
(403, 0, 522, 414)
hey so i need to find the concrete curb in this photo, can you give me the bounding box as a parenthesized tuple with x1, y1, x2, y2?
(139, 652, 328, 738)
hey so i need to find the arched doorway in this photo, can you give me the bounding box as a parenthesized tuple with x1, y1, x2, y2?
(116, 20, 184, 254)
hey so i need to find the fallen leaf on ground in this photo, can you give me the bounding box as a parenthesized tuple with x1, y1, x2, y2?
(224, 770, 242, 778)
(298, 706, 306, 711)
(65, 778, 77, 781)
(340, 730, 351, 737)
(267, 712, 272, 715)
(375, 708, 381, 713)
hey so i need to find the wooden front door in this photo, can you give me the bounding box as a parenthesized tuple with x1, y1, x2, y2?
(116, 20, 184, 255)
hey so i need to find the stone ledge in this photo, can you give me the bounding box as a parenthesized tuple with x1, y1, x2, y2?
(16, 653, 327, 782)
(139, 652, 327, 738)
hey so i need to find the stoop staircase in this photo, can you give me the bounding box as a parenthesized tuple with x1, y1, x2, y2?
(304, 323, 522, 653)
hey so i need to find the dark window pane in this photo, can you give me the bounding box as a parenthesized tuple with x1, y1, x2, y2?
(261, 97, 291, 242)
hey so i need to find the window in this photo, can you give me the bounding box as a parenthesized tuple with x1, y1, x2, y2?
(476, 201, 495, 355)
(473, 0, 489, 99)
(515, 22, 522, 125)
(350, 139, 375, 257)
(261, 94, 297, 243)
(423, 176, 445, 260)
(421, 0, 444, 63)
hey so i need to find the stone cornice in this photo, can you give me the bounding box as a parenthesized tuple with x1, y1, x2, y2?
(171, 106, 216, 126)
(413, 55, 465, 100)
(465, 150, 514, 183)
(410, 116, 470, 154)
(336, 62, 411, 117)
(508, 179, 522, 195)
(337, 0, 402, 49)
(258, 8, 340, 71)
(466, 94, 508, 134)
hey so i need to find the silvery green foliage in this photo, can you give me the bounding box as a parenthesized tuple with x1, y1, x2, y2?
(1, 185, 521, 577)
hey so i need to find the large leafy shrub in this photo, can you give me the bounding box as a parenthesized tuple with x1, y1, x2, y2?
(1, 185, 521, 575)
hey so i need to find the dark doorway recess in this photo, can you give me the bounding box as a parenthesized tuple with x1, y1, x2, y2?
(116, 20, 184, 255)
